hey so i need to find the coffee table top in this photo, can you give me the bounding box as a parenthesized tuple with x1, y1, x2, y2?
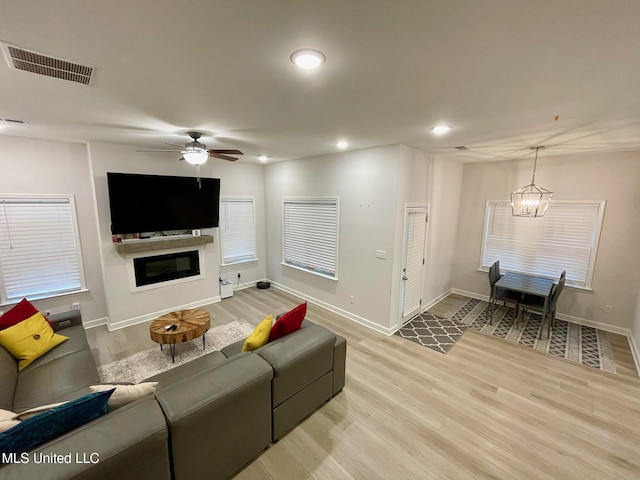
(150, 308, 211, 345)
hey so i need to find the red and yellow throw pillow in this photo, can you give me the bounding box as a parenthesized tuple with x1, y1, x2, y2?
(0, 312, 68, 370)
(268, 302, 307, 342)
(0, 298, 53, 330)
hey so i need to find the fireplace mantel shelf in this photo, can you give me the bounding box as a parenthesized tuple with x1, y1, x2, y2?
(114, 235, 213, 254)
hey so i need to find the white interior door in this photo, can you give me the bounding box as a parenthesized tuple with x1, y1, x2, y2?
(400, 206, 428, 324)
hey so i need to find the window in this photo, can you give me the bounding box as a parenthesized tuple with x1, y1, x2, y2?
(0, 196, 86, 303)
(219, 197, 257, 265)
(282, 197, 339, 279)
(480, 200, 606, 289)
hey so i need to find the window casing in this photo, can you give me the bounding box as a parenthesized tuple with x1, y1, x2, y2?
(480, 200, 605, 289)
(0, 196, 86, 303)
(282, 197, 339, 279)
(219, 197, 257, 265)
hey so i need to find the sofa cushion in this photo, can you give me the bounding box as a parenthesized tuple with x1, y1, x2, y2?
(144, 350, 230, 386)
(258, 324, 335, 407)
(242, 315, 273, 352)
(13, 350, 99, 413)
(0, 388, 114, 455)
(0, 298, 53, 330)
(0, 312, 68, 371)
(21, 324, 91, 371)
(269, 302, 306, 342)
(0, 346, 18, 411)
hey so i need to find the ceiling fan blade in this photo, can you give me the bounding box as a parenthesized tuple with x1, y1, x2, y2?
(164, 143, 185, 148)
(136, 149, 182, 152)
(210, 153, 239, 161)
(209, 149, 243, 155)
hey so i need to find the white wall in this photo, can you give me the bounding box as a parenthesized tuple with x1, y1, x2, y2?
(0, 135, 108, 323)
(264, 144, 464, 334)
(88, 142, 266, 328)
(452, 149, 640, 331)
(264, 145, 400, 333)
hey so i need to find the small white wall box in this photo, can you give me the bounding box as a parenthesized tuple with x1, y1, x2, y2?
(220, 280, 233, 299)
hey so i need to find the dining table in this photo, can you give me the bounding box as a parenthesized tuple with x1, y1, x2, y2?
(494, 272, 556, 325)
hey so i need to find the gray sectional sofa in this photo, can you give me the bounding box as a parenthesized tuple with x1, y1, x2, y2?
(0, 309, 347, 480)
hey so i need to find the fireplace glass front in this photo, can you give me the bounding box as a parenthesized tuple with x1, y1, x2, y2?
(133, 250, 200, 287)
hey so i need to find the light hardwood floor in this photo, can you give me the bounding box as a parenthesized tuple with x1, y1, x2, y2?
(86, 288, 640, 479)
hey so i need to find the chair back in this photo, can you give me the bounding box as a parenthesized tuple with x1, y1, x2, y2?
(488, 261, 500, 292)
(549, 271, 566, 310)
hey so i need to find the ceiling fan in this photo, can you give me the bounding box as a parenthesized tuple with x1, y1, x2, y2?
(137, 131, 243, 164)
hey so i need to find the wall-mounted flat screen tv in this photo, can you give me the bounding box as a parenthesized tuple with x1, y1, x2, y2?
(107, 172, 220, 234)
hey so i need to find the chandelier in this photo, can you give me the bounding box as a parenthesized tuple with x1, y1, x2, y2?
(510, 146, 552, 217)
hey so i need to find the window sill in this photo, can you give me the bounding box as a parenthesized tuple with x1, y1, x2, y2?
(221, 258, 258, 267)
(281, 262, 338, 281)
(2, 288, 90, 307)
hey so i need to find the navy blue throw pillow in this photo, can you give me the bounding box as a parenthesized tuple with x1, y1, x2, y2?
(0, 388, 115, 455)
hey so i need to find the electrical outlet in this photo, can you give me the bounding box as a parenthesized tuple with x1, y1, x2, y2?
(71, 302, 80, 311)
(604, 305, 613, 313)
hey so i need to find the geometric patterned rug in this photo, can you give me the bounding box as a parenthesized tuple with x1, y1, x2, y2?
(396, 297, 616, 374)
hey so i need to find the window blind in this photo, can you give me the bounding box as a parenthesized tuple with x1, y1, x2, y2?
(481, 201, 605, 288)
(283, 198, 339, 278)
(219, 198, 257, 264)
(0, 197, 84, 302)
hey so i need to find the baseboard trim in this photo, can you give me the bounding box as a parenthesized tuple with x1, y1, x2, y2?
(82, 317, 109, 329)
(269, 281, 396, 336)
(421, 288, 454, 313)
(627, 331, 640, 375)
(106, 296, 221, 331)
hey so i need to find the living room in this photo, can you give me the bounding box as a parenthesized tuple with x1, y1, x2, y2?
(1, 1, 640, 478)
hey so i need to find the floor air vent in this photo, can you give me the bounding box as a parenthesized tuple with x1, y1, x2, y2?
(1, 43, 94, 85)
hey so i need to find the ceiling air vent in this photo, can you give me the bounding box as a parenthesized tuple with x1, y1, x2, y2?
(1, 43, 94, 85)
(454, 146, 469, 150)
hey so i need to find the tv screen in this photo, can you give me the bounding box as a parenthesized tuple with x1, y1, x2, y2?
(107, 172, 220, 234)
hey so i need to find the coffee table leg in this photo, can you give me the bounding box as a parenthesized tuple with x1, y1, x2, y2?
(202, 335, 206, 350)
(170, 343, 175, 363)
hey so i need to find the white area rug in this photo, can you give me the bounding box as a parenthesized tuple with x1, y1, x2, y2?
(98, 320, 254, 384)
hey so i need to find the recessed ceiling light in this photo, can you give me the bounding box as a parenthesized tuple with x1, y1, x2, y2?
(336, 140, 349, 149)
(290, 49, 326, 70)
(431, 124, 452, 135)
(258, 155, 269, 162)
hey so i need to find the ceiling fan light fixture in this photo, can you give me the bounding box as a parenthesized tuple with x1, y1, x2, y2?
(290, 49, 326, 70)
(183, 149, 208, 165)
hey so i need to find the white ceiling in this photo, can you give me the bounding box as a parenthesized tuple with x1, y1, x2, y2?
(0, 0, 639, 164)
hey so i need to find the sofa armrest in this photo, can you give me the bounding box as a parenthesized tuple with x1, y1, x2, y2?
(0, 396, 171, 480)
(155, 353, 273, 480)
(48, 310, 82, 332)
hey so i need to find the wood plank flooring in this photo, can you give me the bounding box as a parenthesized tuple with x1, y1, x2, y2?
(85, 288, 640, 479)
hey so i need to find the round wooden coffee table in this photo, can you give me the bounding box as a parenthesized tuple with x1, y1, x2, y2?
(149, 308, 211, 363)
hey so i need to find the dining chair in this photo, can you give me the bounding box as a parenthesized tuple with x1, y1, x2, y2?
(488, 261, 522, 325)
(520, 271, 566, 339)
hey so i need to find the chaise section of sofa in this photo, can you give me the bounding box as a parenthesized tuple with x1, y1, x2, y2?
(221, 319, 347, 442)
(152, 352, 274, 480)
